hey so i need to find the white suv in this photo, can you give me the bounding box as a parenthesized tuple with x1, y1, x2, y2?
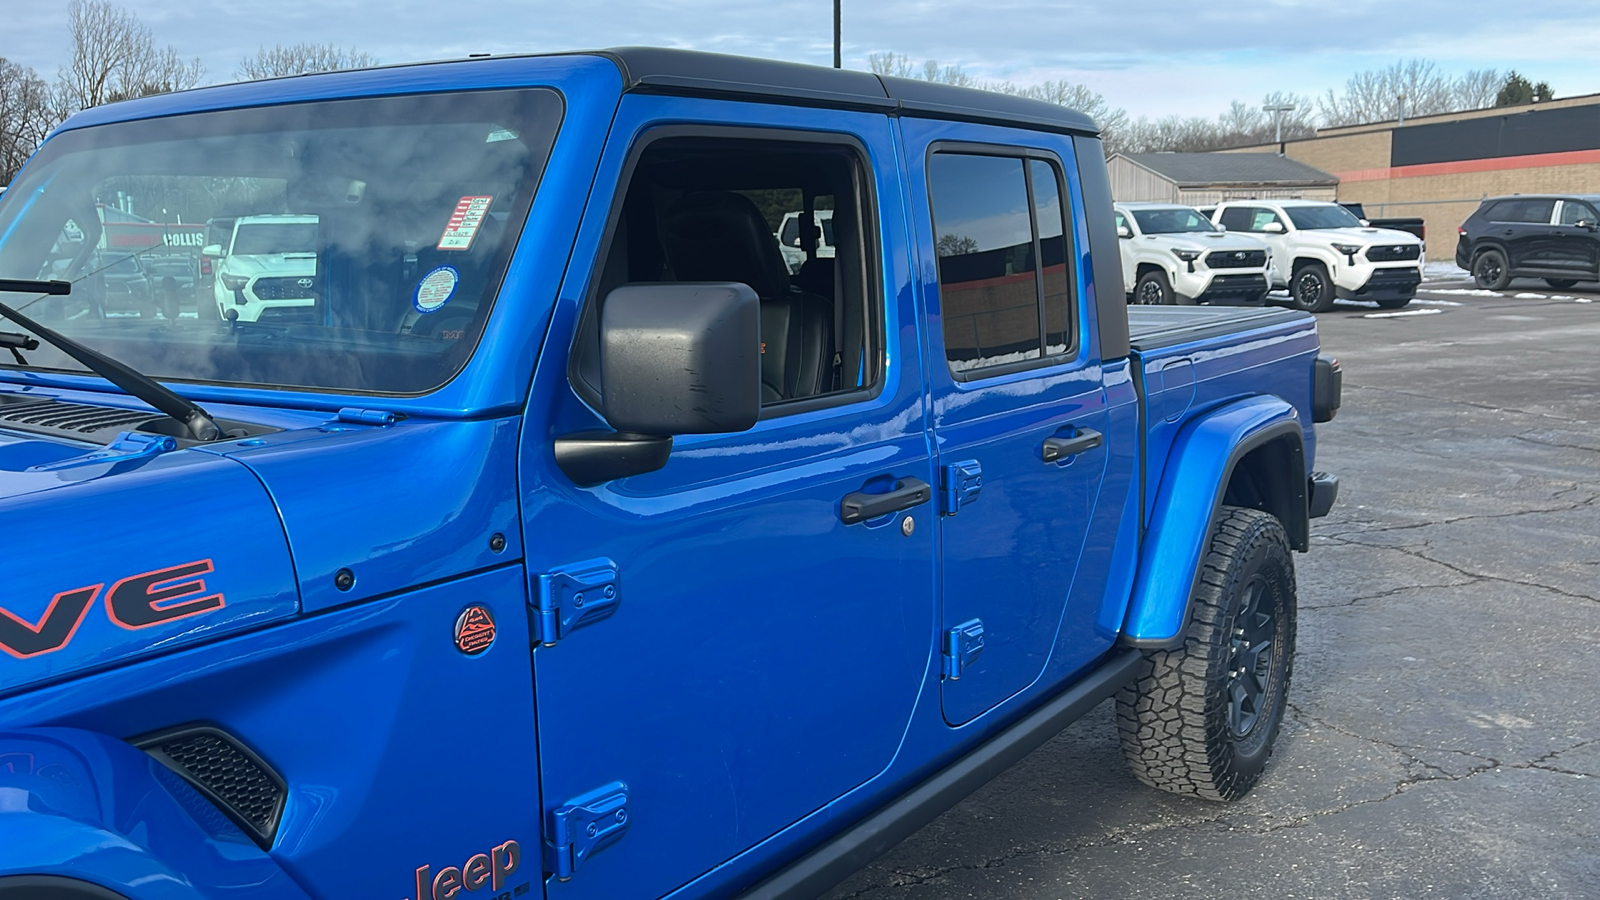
(775, 209, 832, 274)
(205, 215, 319, 322)
(1114, 203, 1272, 305)
(1212, 200, 1425, 312)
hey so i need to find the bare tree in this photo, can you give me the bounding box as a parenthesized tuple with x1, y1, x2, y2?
(866, 51, 1125, 136)
(1, 58, 69, 184)
(236, 43, 379, 81)
(1319, 59, 1501, 127)
(58, 0, 203, 110)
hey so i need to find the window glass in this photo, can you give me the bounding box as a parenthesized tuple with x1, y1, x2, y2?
(1218, 207, 1254, 233)
(1131, 206, 1216, 234)
(1561, 201, 1598, 225)
(0, 89, 560, 394)
(570, 137, 877, 412)
(1490, 199, 1555, 223)
(1248, 208, 1282, 232)
(1030, 160, 1072, 354)
(930, 154, 1039, 372)
(1284, 205, 1362, 229)
(1114, 211, 1130, 233)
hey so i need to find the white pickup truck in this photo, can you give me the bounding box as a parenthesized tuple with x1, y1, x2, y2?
(1212, 200, 1425, 312)
(1114, 203, 1273, 305)
(204, 214, 319, 323)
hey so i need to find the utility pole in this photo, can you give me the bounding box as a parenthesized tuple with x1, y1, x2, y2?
(833, 0, 841, 68)
(1396, 93, 1407, 126)
(1263, 102, 1296, 151)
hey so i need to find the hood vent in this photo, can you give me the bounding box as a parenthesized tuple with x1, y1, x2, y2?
(0, 398, 157, 436)
(136, 725, 287, 849)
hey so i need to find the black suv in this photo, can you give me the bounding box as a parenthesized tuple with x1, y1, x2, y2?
(1457, 194, 1600, 291)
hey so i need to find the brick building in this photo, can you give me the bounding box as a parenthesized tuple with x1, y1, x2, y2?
(1224, 93, 1600, 260)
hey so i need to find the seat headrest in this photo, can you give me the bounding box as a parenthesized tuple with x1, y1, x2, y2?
(660, 191, 789, 300)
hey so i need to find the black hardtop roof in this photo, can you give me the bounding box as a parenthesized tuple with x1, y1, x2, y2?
(1481, 193, 1600, 203)
(595, 47, 1101, 136)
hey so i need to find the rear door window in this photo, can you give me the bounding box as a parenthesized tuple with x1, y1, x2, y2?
(1487, 199, 1556, 223)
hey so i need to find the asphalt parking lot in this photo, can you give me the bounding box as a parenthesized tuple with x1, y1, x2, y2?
(825, 274, 1600, 900)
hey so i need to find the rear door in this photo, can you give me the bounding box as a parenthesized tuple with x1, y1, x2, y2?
(1552, 199, 1600, 277)
(902, 122, 1113, 726)
(520, 95, 934, 899)
(1489, 197, 1557, 269)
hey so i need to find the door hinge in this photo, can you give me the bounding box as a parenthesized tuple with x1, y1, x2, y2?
(334, 407, 401, 426)
(27, 431, 175, 471)
(939, 459, 983, 516)
(534, 559, 619, 647)
(942, 618, 985, 680)
(544, 782, 630, 882)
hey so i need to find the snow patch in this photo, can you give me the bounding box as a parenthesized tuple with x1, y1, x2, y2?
(1410, 298, 1463, 306)
(1363, 308, 1443, 319)
(1426, 288, 1501, 297)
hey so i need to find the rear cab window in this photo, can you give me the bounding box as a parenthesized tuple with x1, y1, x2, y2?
(927, 151, 1076, 378)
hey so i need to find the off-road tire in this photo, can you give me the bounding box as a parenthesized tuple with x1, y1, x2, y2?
(1289, 262, 1335, 312)
(1545, 278, 1579, 290)
(1473, 248, 1511, 291)
(1134, 269, 1174, 305)
(1116, 506, 1297, 801)
(1374, 296, 1412, 309)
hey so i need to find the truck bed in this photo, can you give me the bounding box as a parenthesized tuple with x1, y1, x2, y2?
(1127, 305, 1309, 351)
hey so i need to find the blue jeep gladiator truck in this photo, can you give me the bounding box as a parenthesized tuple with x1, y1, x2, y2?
(0, 48, 1340, 900)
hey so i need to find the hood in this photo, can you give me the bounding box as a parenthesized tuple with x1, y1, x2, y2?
(0, 428, 299, 698)
(218, 253, 318, 278)
(1307, 226, 1422, 247)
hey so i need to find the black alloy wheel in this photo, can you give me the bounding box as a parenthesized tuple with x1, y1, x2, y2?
(1473, 248, 1511, 291)
(1226, 575, 1279, 741)
(1134, 270, 1173, 305)
(1289, 263, 1334, 312)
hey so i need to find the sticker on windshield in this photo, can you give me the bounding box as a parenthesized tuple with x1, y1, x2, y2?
(414, 266, 459, 314)
(438, 195, 494, 250)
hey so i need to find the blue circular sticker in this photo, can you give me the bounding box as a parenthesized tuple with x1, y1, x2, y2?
(414, 266, 459, 314)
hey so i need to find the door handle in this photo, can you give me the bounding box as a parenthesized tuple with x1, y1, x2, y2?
(840, 477, 932, 525)
(1042, 429, 1103, 462)
(1502, 229, 1514, 236)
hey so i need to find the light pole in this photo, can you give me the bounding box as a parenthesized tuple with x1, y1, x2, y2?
(833, 0, 841, 68)
(1263, 102, 1296, 149)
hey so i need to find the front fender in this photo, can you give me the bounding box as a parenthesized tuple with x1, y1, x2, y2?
(1121, 395, 1304, 648)
(0, 728, 309, 900)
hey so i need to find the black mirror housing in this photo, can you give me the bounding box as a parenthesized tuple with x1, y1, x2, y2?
(600, 282, 761, 435)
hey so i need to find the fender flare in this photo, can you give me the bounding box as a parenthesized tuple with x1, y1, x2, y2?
(1120, 395, 1306, 648)
(0, 728, 310, 900)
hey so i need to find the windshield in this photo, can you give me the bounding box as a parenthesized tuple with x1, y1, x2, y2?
(1130, 207, 1216, 234)
(1285, 205, 1363, 230)
(0, 88, 560, 395)
(231, 222, 318, 256)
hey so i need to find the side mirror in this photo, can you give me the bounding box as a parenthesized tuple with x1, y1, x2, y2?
(1116, 224, 1133, 239)
(1261, 221, 1286, 234)
(1359, 219, 1371, 227)
(1214, 224, 1228, 233)
(201, 244, 224, 258)
(555, 282, 762, 486)
(1579, 219, 1598, 232)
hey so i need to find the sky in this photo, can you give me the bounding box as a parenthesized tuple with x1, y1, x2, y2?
(6, 0, 1600, 122)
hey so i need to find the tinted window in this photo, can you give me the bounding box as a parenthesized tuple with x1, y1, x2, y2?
(230, 222, 319, 255)
(1561, 200, 1599, 225)
(1218, 206, 1256, 233)
(1031, 160, 1072, 354)
(931, 154, 1039, 371)
(1114, 211, 1130, 233)
(1486, 199, 1556, 223)
(1131, 207, 1215, 234)
(1285, 205, 1363, 229)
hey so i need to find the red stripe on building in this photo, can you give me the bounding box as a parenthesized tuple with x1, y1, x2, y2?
(1337, 148, 1600, 182)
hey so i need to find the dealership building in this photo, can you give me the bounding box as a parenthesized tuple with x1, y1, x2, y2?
(1228, 93, 1600, 259)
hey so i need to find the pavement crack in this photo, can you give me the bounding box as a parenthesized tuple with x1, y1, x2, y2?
(1318, 532, 1600, 605)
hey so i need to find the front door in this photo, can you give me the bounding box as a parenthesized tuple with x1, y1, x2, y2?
(1552, 199, 1600, 276)
(902, 123, 1111, 726)
(520, 96, 934, 899)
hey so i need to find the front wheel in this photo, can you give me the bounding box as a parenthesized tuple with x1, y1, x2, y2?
(1133, 270, 1173, 305)
(1116, 506, 1297, 801)
(1473, 248, 1511, 291)
(1289, 263, 1335, 312)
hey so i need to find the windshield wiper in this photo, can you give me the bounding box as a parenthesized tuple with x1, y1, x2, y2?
(0, 278, 223, 441)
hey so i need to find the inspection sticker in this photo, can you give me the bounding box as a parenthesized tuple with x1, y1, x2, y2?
(438, 195, 493, 250)
(414, 265, 459, 314)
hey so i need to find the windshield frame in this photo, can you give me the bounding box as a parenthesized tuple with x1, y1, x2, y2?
(0, 84, 565, 401)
